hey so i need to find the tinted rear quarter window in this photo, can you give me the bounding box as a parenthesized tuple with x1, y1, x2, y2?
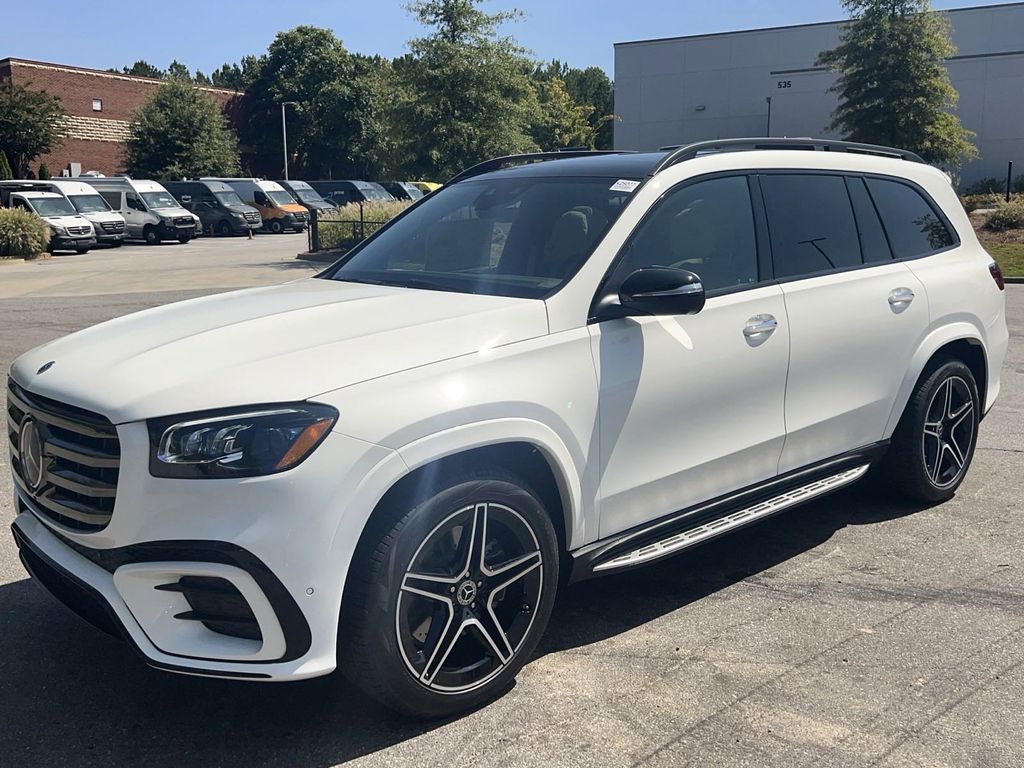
(845, 177, 892, 263)
(761, 174, 862, 279)
(865, 178, 954, 258)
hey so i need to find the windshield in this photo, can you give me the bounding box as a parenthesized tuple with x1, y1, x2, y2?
(267, 190, 297, 206)
(29, 197, 77, 217)
(326, 176, 636, 299)
(140, 191, 179, 209)
(214, 190, 246, 207)
(294, 188, 326, 204)
(68, 194, 111, 213)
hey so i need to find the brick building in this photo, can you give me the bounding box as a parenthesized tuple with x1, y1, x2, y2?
(0, 57, 245, 176)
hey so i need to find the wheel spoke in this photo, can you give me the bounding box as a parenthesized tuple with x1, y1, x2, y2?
(942, 379, 955, 420)
(463, 502, 489, 575)
(420, 610, 464, 685)
(945, 439, 965, 470)
(951, 402, 974, 432)
(484, 550, 542, 584)
(468, 612, 513, 664)
(401, 571, 459, 604)
(923, 420, 943, 440)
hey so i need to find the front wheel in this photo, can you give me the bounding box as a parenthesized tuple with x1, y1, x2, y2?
(876, 357, 980, 503)
(340, 468, 559, 718)
(218, 220, 233, 236)
(75, 246, 90, 254)
(143, 226, 160, 245)
(177, 233, 192, 244)
(268, 219, 284, 234)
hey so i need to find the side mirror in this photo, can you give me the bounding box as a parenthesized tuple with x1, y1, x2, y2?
(597, 267, 706, 320)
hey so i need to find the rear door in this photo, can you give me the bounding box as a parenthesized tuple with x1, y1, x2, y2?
(762, 172, 934, 473)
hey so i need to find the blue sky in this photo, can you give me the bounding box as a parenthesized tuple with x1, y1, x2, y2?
(1, 0, 1015, 76)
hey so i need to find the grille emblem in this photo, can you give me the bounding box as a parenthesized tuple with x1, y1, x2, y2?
(36, 361, 55, 375)
(19, 418, 46, 492)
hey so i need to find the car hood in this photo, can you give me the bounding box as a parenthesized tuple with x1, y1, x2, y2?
(79, 211, 125, 224)
(46, 215, 93, 230)
(10, 278, 549, 424)
(153, 206, 193, 218)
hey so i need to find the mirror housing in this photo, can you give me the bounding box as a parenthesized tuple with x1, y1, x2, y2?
(597, 267, 706, 320)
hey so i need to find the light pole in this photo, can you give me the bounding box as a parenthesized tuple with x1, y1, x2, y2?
(281, 101, 297, 180)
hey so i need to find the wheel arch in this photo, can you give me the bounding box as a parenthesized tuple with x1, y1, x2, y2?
(886, 324, 989, 436)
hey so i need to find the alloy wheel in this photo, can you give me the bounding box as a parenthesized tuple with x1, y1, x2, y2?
(922, 375, 975, 489)
(395, 501, 544, 694)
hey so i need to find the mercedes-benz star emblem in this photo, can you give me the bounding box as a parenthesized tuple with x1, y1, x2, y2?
(456, 580, 478, 607)
(18, 418, 46, 492)
(36, 361, 55, 375)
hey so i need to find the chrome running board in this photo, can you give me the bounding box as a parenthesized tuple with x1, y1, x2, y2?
(592, 464, 869, 573)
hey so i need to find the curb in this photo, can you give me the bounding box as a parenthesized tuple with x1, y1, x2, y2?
(1005, 276, 1024, 284)
(296, 250, 346, 263)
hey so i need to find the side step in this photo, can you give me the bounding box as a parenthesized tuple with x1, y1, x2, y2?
(592, 464, 869, 573)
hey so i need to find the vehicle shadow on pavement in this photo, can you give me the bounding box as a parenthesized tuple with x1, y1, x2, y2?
(539, 484, 931, 655)
(0, 486, 926, 767)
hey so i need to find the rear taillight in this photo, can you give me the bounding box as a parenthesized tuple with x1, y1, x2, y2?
(989, 261, 1005, 291)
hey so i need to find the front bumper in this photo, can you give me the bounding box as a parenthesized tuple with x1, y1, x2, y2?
(51, 236, 96, 251)
(157, 222, 196, 240)
(10, 423, 401, 681)
(96, 233, 125, 244)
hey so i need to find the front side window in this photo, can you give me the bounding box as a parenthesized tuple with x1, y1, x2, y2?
(612, 175, 758, 293)
(866, 178, 954, 258)
(326, 176, 635, 299)
(761, 174, 862, 279)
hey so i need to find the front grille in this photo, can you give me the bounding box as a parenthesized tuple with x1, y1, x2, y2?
(7, 379, 120, 532)
(173, 216, 194, 227)
(243, 211, 260, 223)
(293, 212, 307, 222)
(66, 226, 90, 235)
(100, 221, 125, 234)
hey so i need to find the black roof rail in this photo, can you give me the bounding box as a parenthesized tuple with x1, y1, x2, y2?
(445, 150, 634, 186)
(650, 137, 926, 176)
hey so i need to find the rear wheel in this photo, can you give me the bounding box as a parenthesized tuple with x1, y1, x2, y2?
(143, 226, 160, 245)
(876, 357, 980, 503)
(340, 468, 559, 718)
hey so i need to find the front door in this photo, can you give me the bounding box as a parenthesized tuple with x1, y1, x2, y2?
(591, 174, 790, 539)
(123, 191, 148, 238)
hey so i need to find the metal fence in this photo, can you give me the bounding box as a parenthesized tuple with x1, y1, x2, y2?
(307, 206, 388, 253)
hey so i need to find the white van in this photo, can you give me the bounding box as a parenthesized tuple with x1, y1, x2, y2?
(37, 180, 127, 246)
(86, 178, 197, 244)
(0, 187, 96, 253)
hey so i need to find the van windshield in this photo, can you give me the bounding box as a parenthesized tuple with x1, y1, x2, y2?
(141, 191, 179, 209)
(292, 188, 326, 204)
(325, 176, 636, 299)
(29, 197, 77, 217)
(267, 190, 297, 206)
(69, 194, 112, 213)
(214, 191, 246, 207)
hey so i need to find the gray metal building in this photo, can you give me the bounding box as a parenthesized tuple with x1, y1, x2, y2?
(613, 2, 1024, 183)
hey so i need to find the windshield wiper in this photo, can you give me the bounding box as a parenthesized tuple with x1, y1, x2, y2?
(337, 275, 470, 294)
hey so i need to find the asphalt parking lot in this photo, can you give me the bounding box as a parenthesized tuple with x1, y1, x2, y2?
(0, 240, 1021, 767)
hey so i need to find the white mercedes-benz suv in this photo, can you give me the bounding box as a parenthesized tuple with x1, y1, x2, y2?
(8, 139, 1008, 717)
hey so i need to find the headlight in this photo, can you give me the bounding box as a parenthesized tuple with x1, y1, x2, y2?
(234, 212, 247, 220)
(148, 404, 337, 479)
(50, 224, 67, 236)
(284, 212, 296, 219)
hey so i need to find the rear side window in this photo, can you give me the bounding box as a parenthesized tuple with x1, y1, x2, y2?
(865, 178, 954, 258)
(761, 174, 862, 279)
(846, 177, 892, 263)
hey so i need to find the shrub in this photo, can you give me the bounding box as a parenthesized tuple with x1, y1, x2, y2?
(1014, 174, 1024, 194)
(984, 198, 1024, 232)
(37, 161, 50, 180)
(960, 193, 1002, 213)
(963, 177, 1004, 195)
(318, 200, 412, 251)
(0, 208, 50, 258)
(0, 150, 11, 180)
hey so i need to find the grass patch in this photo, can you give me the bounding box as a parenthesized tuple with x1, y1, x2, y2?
(985, 243, 1024, 278)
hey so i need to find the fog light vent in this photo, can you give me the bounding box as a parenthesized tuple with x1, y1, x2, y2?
(157, 575, 262, 641)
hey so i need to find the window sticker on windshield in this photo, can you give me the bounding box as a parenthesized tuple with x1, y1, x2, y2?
(610, 179, 641, 193)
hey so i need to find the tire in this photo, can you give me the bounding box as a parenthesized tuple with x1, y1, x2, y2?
(340, 467, 559, 718)
(75, 246, 90, 254)
(143, 226, 160, 245)
(177, 233, 192, 244)
(876, 356, 980, 503)
(218, 220, 233, 236)
(268, 219, 284, 234)
(110, 241, 123, 248)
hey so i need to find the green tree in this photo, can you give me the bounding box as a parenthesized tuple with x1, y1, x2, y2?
(536, 61, 615, 149)
(120, 60, 165, 79)
(37, 161, 50, 180)
(528, 77, 596, 150)
(124, 79, 240, 178)
(0, 81, 67, 177)
(394, 0, 539, 180)
(210, 57, 262, 90)
(167, 60, 191, 81)
(817, 0, 976, 167)
(0, 150, 12, 180)
(243, 26, 392, 178)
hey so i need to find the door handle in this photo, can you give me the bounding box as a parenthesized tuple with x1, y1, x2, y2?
(888, 287, 915, 312)
(743, 314, 778, 339)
